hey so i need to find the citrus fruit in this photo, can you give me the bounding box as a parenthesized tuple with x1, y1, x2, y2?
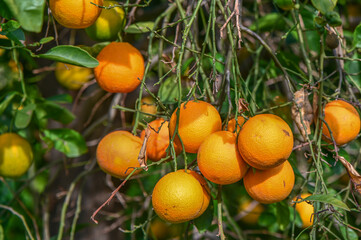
(293, 193, 314, 228)
(55, 62, 93, 90)
(85, 1, 126, 41)
(152, 170, 206, 223)
(94, 42, 145, 93)
(322, 100, 360, 145)
(138, 96, 157, 123)
(148, 217, 184, 240)
(140, 118, 181, 162)
(238, 199, 264, 225)
(225, 116, 245, 134)
(0, 133, 33, 178)
(184, 170, 211, 218)
(96, 131, 143, 178)
(274, 0, 295, 11)
(243, 160, 295, 204)
(237, 114, 293, 170)
(169, 100, 222, 153)
(49, 0, 103, 29)
(198, 131, 248, 185)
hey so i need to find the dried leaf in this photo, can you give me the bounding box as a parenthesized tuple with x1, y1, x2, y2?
(138, 127, 150, 171)
(238, 98, 249, 113)
(291, 88, 313, 140)
(338, 156, 361, 195)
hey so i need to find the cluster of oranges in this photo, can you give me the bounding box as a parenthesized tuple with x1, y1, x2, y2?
(45, 0, 361, 230)
(95, 98, 361, 226)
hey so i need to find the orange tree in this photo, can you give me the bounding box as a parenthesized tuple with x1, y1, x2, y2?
(1, 0, 361, 239)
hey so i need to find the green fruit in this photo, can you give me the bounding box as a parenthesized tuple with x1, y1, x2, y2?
(274, 0, 295, 11)
(85, 1, 126, 41)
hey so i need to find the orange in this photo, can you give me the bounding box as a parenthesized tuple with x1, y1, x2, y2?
(85, 0, 126, 41)
(152, 170, 206, 223)
(138, 96, 157, 123)
(96, 131, 142, 178)
(225, 116, 245, 134)
(140, 118, 181, 162)
(198, 131, 248, 185)
(94, 42, 145, 93)
(183, 170, 211, 218)
(293, 193, 314, 228)
(243, 160, 295, 204)
(0, 133, 33, 178)
(237, 114, 293, 170)
(322, 100, 360, 145)
(148, 217, 184, 240)
(55, 62, 93, 90)
(49, 0, 103, 29)
(169, 100, 222, 153)
(238, 199, 264, 225)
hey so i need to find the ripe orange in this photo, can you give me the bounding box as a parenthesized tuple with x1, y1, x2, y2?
(237, 114, 293, 170)
(293, 193, 314, 228)
(183, 170, 211, 218)
(322, 100, 360, 145)
(140, 118, 181, 162)
(243, 160, 295, 204)
(94, 42, 145, 93)
(198, 131, 248, 185)
(85, 0, 126, 41)
(55, 62, 93, 90)
(169, 100, 222, 153)
(49, 0, 103, 29)
(138, 96, 157, 123)
(225, 116, 245, 134)
(152, 170, 207, 223)
(96, 131, 142, 178)
(238, 199, 264, 225)
(0, 133, 33, 178)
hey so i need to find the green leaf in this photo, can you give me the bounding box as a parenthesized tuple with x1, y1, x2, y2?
(0, 20, 25, 45)
(311, 0, 337, 14)
(37, 45, 99, 68)
(42, 128, 88, 158)
(158, 75, 191, 104)
(79, 42, 109, 58)
(345, 53, 361, 88)
(1, 20, 20, 32)
(15, 103, 36, 129)
(352, 23, 361, 50)
(276, 202, 290, 231)
(325, 11, 342, 26)
(289, 207, 303, 228)
(339, 225, 358, 240)
(303, 194, 350, 211)
(39, 37, 54, 44)
(194, 203, 214, 233)
(46, 94, 73, 104)
(0, 1, 13, 19)
(125, 21, 155, 33)
(249, 13, 286, 32)
(37, 100, 75, 125)
(0, 92, 18, 115)
(0, 224, 3, 240)
(3, 0, 46, 32)
(258, 212, 277, 227)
